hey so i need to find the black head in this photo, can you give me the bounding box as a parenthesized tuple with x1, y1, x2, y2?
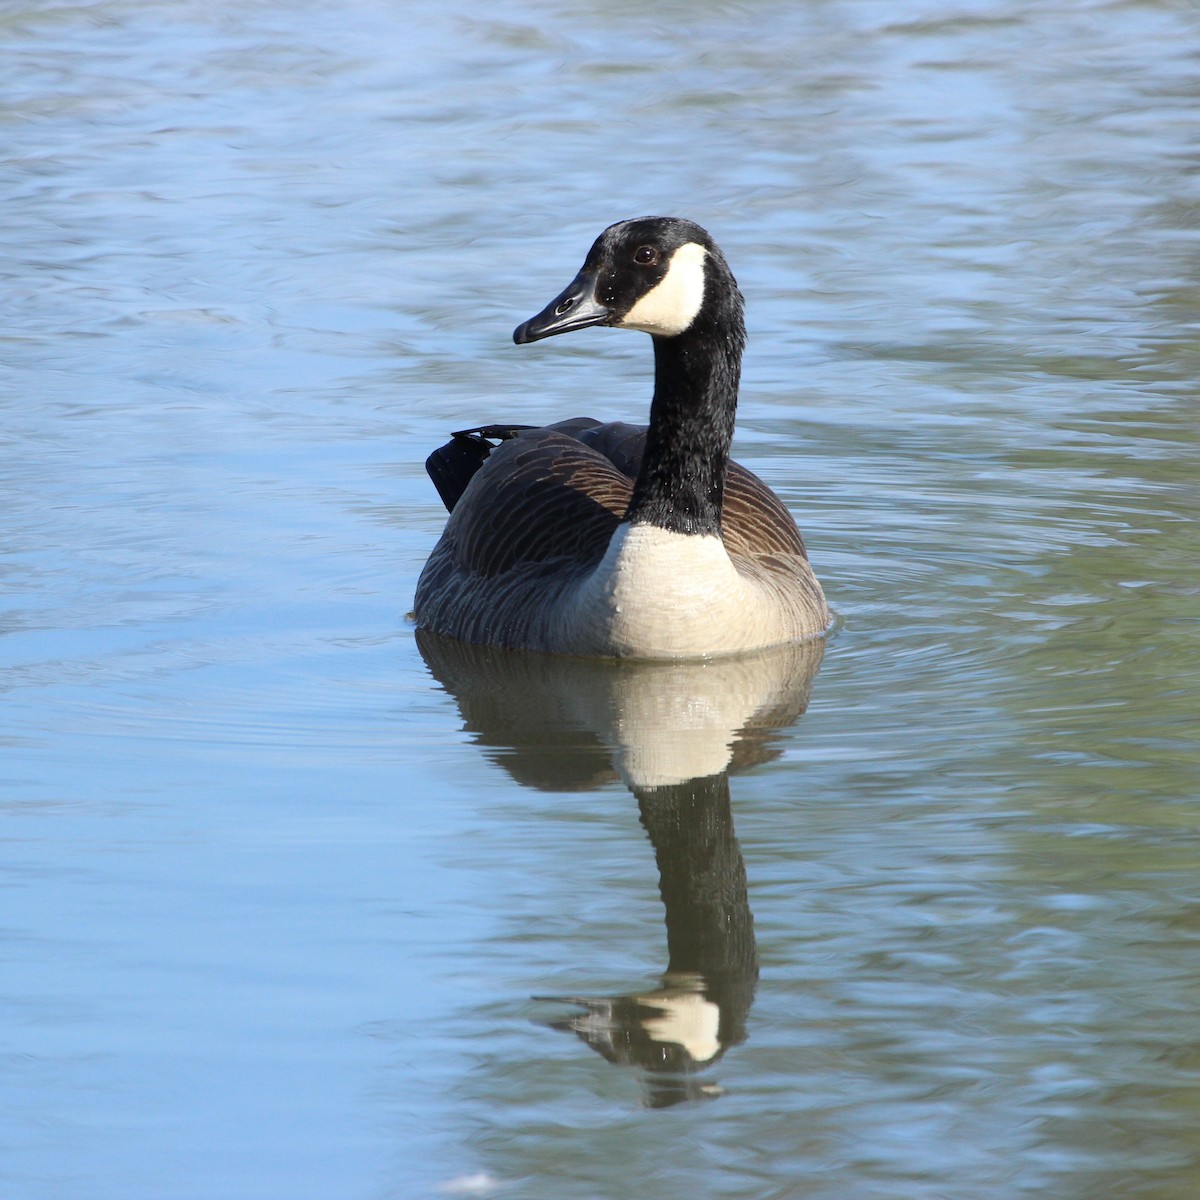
(513, 217, 738, 345)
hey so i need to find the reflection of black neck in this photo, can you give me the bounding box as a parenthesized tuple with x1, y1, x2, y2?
(636, 772, 758, 1030)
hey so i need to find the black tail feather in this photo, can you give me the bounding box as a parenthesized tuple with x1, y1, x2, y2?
(425, 425, 536, 513)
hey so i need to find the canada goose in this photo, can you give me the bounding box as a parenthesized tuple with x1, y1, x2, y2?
(414, 216, 830, 659)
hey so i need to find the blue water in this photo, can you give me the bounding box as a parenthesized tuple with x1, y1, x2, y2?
(3, 1, 1198, 1197)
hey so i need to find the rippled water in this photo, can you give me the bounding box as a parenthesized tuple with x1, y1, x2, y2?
(4, 1, 1198, 1197)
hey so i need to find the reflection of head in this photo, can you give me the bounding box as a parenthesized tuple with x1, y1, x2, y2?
(546, 980, 728, 1109)
(539, 771, 759, 1109)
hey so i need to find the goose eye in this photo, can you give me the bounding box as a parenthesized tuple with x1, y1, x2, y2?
(633, 245, 659, 266)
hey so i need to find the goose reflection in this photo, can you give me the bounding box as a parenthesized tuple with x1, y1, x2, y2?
(416, 630, 823, 1107)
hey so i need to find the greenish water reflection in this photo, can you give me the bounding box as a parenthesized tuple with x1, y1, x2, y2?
(2, 0, 1198, 1197)
(418, 632, 823, 1108)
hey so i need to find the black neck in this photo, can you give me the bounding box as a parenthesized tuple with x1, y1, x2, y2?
(623, 295, 745, 536)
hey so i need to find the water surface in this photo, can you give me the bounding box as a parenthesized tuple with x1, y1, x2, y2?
(3, 1, 1199, 1197)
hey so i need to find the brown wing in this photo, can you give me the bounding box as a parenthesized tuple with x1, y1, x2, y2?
(445, 427, 634, 578)
(566, 422, 811, 563)
(429, 418, 809, 576)
(519, 420, 810, 564)
(722, 461, 810, 562)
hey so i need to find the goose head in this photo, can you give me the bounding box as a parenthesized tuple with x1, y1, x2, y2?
(513, 216, 739, 345)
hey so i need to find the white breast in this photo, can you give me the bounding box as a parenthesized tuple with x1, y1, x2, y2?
(551, 522, 786, 659)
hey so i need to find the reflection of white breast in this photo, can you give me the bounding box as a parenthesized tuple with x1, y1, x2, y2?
(415, 626, 823, 792)
(562, 640, 821, 788)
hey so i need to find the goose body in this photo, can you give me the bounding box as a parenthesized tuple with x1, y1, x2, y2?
(414, 217, 830, 659)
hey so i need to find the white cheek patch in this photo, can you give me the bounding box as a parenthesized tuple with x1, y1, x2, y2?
(618, 242, 707, 336)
